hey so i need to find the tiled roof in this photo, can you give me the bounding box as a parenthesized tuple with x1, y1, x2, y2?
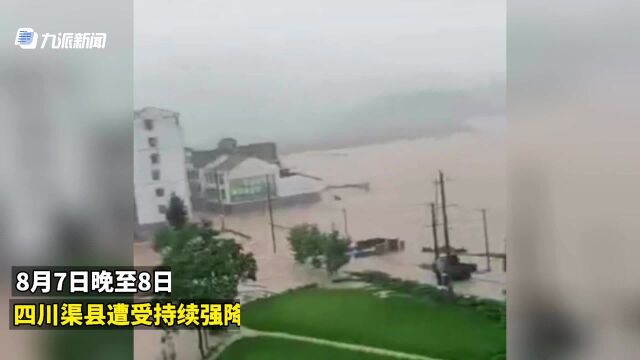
(190, 142, 279, 169)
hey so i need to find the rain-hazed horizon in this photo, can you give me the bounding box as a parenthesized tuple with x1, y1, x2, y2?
(135, 0, 505, 152)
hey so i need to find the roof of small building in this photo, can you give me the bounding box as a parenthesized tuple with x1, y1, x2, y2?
(134, 106, 179, 119)
(190, 141, 279, 168)
(209, 153, 250, 172)
(237, 142, 278, 163)
(191, 149, 222, 168)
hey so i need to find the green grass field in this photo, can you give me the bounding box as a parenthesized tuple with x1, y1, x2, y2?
(218, 337, 395, 360)
(241, 288, 505, 360)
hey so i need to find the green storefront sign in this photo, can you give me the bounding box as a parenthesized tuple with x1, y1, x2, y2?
(229, 175, 276, 203)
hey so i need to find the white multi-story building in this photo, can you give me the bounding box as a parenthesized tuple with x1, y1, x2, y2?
(187, 138, 322, 213)
(134, 107, 191, 229)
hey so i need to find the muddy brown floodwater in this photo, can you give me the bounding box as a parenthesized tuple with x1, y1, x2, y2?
(134, 119, 506, 359)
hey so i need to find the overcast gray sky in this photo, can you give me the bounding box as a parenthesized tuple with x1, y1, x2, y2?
(135, 0, 505, 151)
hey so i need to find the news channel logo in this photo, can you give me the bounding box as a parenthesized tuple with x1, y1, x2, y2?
(15, 28, 38, 49)
(14, 27, 107, 49)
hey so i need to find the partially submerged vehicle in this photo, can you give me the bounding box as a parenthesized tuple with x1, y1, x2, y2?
(433, 254, 477, 283)
(351, 237, 404, 258)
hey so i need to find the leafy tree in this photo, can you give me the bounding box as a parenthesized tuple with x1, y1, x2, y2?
(165, 193, 188, 229)
(287, 224, 351, 276)
(288, 224, 324, 266)
(156, 222, 257, 359)
(324, 231, 351, 275)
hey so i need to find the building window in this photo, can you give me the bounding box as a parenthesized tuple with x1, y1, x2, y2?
(205, 188, 217, 198)
(158, 205, 167, 214)
(217, 174, 225, 185)
(155, 188, 165, 197)
(144, 119, 154, 130)
(148, 137, 158, 147)
(187, 169, 199, 180)
(205, 172, 215, 184)
(152, 169, 160, 180)
(150, 153, 160, 164)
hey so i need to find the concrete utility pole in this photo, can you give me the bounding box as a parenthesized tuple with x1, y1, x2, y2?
(438, 171, 452, 257)
(503, 237, 507, 272)
(265, 175, 276, 253)
(215, 171, 225, 230)
(479, 208, 491, 271)
(429, 202, 440, 261)
(342, 208, 349, 238)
